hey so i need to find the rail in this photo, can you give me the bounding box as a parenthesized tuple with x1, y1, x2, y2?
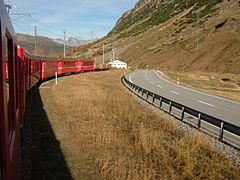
(122, 75, 240, 145)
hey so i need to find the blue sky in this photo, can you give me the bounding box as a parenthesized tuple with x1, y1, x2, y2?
(5, 0, 139, 40)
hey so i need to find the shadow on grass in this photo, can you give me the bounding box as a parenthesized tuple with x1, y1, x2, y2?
(22, 87, 73, 180)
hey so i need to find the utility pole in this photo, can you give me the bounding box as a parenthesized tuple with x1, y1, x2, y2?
(110, 50, 112, 62)
(112, 47, 116, 61)
(5, 3, 13, 14)
(197, 11, 199, 51)
(102, 44, 105, 64)
(63, 30, 66, 58)
(34, 25, 37, 55)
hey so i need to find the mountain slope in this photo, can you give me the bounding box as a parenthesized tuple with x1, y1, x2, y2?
(53, 37, 88, 47)
(16, 33, 64, 57)
(72, 0, 240, 74)
(110, 0, 223, 37)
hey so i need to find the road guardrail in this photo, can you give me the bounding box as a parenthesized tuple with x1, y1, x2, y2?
(122, 75, 240, 146)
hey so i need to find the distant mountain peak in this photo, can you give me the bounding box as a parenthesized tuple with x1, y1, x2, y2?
(53, 37, 88, 47)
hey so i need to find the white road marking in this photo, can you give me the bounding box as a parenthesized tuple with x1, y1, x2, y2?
(170, 91, 179, 95)
(150, 81, 154, 84)
(157, 85, 162, 88)
(145, 71, 149, 81)
(198, 100, 215, 107)
(144, 71, 147, 78)
(129, 73, 135, 83)
(153, 70, 240, 105)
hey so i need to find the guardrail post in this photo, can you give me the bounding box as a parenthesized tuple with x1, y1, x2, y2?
(129, 84, 132, 91)
(159, 98, 162, 109)
(219, 122, 224, 140)
(169, 101, 172, 113)
(198, 113, 201, 128)
(122, 75, 239, 142)
(181, 107, 185, 120)
(134, 86, 137, 94)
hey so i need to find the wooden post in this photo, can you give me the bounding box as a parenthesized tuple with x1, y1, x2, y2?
(159, 98, 162, 109)
(181, 107, 185, 120)
(55, 71, 58, 85)
(219, 122, 224, 140)
(169, 101, 172, 113)
(198, 113, 201, 128)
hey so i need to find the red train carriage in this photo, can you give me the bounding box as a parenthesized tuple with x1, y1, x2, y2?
(28, 58, 42, 89)
(58, 59, 77, 75)
(1, 1, 96, 178)
(78, 59, 96, 72)
(0, 1, 21, 179)
(42, 59, 57, 79)
(17, 48, 26, 125)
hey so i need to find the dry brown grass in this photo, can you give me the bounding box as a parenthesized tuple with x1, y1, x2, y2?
(40, 70, 240, 179)
(88, 1, 240, 76)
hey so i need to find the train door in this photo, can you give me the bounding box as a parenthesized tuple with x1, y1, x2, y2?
(0, 15, 3, 180)
(1, 27, 20, 180)
(1, 1, 21, 179)
(57, 61, 62, 75)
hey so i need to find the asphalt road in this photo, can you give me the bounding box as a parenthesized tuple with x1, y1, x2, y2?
(125, 70, 240, 127)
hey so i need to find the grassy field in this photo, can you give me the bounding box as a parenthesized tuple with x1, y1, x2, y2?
(36, 70, 240, 179)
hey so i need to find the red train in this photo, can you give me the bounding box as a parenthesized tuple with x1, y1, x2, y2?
(0, 1, 95, 179)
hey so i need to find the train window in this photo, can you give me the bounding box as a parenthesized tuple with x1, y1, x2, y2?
(5, 34, 14, 141)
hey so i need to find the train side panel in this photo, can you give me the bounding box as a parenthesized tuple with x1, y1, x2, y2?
(28, 59, 42, 89)
(42, 60, 57, 79)
(17, 48, 26, 125)
(79, 60, 96, 72)
(0, 1, 21, 179)
(59, 60, 77, 74)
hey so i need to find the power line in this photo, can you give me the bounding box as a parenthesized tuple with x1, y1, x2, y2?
(8, 3, 87, 40)
(13, 22, 31, 34)
(9, 5, 62, 38)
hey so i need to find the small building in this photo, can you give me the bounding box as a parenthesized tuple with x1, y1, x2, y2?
(109, 60, 127, 69)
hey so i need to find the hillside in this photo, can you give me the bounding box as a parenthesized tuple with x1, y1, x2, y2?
(16, 33, 64, 57)
(71, 0, 240, 74)
(53, 37, 89, 47)
(16, 33, 86, 57)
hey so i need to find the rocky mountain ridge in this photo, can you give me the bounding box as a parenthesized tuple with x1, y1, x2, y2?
(53, 37, 88, 47)
(16, 33, 88, 56)
(16, 33, 63, 56)
(114, 0, 158, 27)
(73, 0, 240, 74)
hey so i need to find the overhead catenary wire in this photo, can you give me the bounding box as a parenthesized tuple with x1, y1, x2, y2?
(7, 2, 85, 40)
(13, 22, 32, 35)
